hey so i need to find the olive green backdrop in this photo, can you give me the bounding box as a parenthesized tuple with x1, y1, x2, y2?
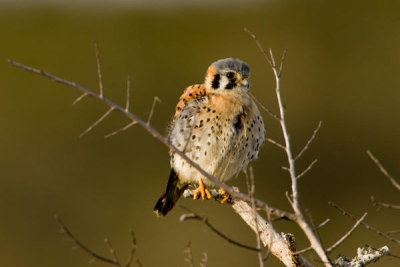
(0, 0, 399, 266)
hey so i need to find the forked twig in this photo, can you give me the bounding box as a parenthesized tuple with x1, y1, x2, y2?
(329, 202, 400, 244)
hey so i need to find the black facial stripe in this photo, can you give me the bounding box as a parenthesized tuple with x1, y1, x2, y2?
(225, 80, 236, 89)
(211, 74, 220, 89)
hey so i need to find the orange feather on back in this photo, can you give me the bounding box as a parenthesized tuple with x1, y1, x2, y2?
(174, 84, 207, 118)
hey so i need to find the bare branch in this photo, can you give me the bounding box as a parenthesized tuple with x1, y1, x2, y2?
(329, 202, 400, 244)
(246, 28, 332, 266)
(295, 121, 322, 161)
(249, 92, 280, 121)
(147, 96, 161, 125)
(296, 159, 318, 179)
(367, 150, 400, 192)
(104, 121, 137, 139)
(267, 137, 286, 150)
(94, 41, 104, 98)
(371, 196, 400, 210)
(327, 212, 367, 253)
(54, 214, 118, 265)
(79, 107, 114, 138)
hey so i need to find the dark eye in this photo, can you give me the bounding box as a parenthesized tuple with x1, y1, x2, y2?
(226, 72, 235, 79)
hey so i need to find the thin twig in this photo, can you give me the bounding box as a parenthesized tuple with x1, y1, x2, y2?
(244, 28, 273, 66)
(367, 150, 400, 192)
(327, 212, 367, 253)
(295, 121, 322, 161)
(267, 138, 286, 150)
(296, 159, 318, 179)
(54, 214, 118, 265)
(329, 202, 400, 244)
(316, 219, 331, 230)
(104, 121, 137, 139)
(79, 107, 114, 138)
(72, 92, 88, 105)
(94, 41, 104, 98)
(179, 206, 260, 252)
(147, 96, 161, 125)
(249, 92, 280, 121)
(292, 246, 312, 255)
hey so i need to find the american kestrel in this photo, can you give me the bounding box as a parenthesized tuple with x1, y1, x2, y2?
(154, 58, 265, 216)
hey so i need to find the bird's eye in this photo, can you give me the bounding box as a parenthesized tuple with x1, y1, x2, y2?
(226, 72, 235, 79)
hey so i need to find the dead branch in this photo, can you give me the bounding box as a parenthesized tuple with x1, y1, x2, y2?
(245, 28, 333, 266)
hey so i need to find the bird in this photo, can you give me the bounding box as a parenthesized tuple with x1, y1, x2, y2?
(154, 58, 265, 216)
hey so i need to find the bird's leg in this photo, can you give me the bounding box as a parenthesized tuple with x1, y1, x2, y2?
(193, 178, 212, 200)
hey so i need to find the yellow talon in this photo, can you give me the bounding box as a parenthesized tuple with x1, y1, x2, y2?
(193, 178, 212, 200)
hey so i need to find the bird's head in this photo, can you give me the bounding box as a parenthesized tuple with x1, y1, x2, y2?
(205, 58, 250, 93)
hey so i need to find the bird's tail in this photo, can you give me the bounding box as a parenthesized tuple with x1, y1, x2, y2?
(154, 169, 186, 216)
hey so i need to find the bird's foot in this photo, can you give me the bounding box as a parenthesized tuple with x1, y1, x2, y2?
(219, 187, 239, 203)
(193, 178, 212, 200)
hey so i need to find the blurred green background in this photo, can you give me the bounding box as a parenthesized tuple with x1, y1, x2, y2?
(0, 0, 399, 266)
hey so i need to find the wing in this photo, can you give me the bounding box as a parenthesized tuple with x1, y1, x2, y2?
(174, 84, 207, 118)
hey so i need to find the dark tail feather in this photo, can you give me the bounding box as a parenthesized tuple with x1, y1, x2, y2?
(154, 169, 186, 216)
